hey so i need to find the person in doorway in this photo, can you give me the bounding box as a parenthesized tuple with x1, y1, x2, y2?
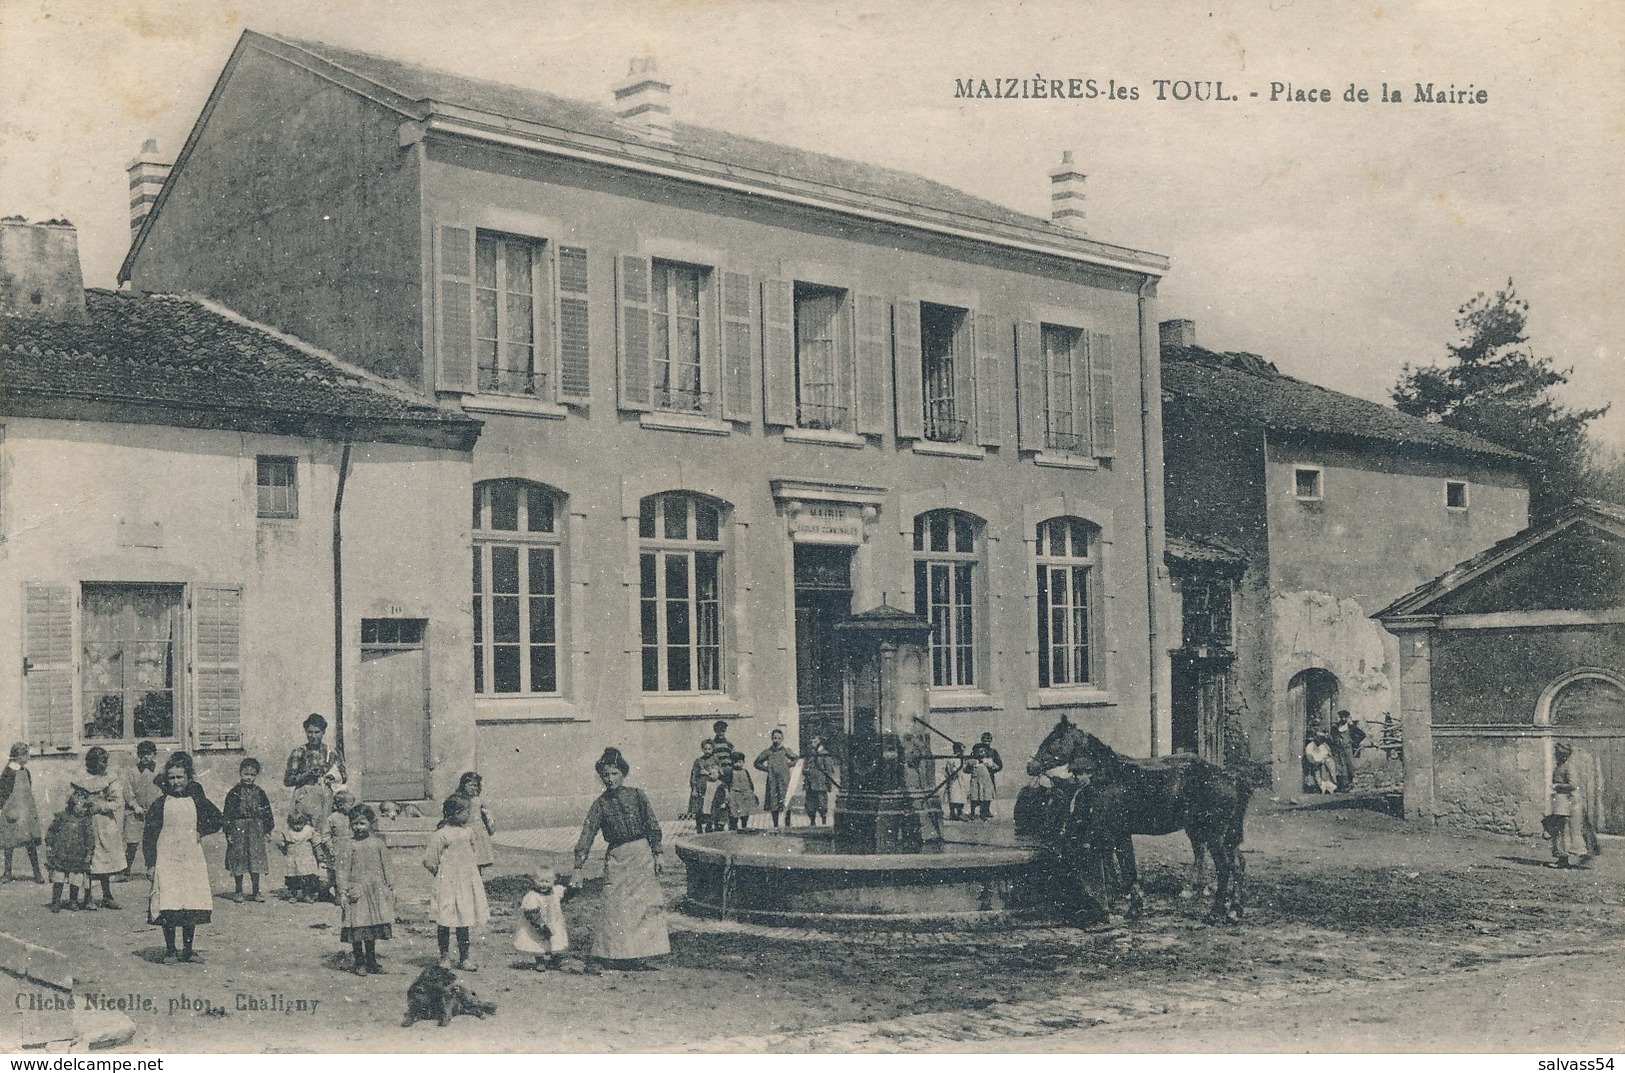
(1547, 741, 1603, 868)
(754, 729, 800, 828)
(1303, 734, 1337, 794)
(570, 747, 669, 972)
(284, 713, 346, 827)
(1328, 711, 1365, 792)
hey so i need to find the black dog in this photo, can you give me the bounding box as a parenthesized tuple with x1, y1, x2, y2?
(401, 965, 498, 1028)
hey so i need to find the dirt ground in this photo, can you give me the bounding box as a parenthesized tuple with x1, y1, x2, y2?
(3, 798, 1623, 1053)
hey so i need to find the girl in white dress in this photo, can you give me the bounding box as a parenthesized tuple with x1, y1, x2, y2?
(423, 796, 488, 971)
(142, 753, 222, 965)
(514, 868, 569, 971)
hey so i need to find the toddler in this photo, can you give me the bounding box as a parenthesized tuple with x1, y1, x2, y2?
(277, 811, 322, 902)
(44, 790, 95, 913)
(513, 868, 569, 971)
(338, 804, 394, 975)
(423, 796, 488, 971)
(223, 758, 274, 902)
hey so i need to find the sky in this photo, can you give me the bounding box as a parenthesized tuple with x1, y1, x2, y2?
(3, 0, 1622, 446)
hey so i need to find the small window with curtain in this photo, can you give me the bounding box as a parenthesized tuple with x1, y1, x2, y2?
(472, 480, 563, 697)
(256, 456, 298, 519)
(913, 510, 982, 688)
(1042, 324, 1087, 453)
(639, 492, 727, 694)
(794, 283, 852, 432)
(920, 302, 970, 443)
(651, 260, 710, 413)
(1036, 517, 1096, 689)
(475, 231, 550, 398)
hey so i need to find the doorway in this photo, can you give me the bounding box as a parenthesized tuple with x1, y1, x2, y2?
(1171, 654, 1230, 762)
(794, 544, 854, 749)
(354, 618, 430, 801)
(1549, 673, 1625, 834)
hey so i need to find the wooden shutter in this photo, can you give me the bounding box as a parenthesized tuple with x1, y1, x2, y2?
(616, 254, 653, 411)
(892, 299, 924, 439)
(721, 271, 756, 424)
(1089, 331, 1117, 458)
(1015, 320, 1045, 451)
(22, 583, 73, 750)
(954, 313, 978, 443)
(974, 313, 1003, 448)
(854, 294, 890, 436)
(193, 585, 243, 750)
(761, 279, 795, 426)
(435, 226, 476, 393)
(557, 246, 591, 406)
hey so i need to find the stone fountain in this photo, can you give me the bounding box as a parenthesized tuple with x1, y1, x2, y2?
(674, 606, 1059, 926)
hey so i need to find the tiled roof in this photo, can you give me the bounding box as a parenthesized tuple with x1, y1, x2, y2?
(1373, 499, 1625, 619)
(264, 34, 1145, 260)
(1, 289, 477, 441)
(1162, 345, 1529, 463)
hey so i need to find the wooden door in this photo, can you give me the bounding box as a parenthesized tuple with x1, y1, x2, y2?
(1552, 675, 1625, 834)
(354, 618, 430, 801)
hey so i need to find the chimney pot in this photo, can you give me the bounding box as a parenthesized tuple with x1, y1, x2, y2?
(614, 56, 674, 144)
(0, 218, 89, 322)
(1159, 319, 1197, 349)
(127, 138, 173, 243)
(1049, 150, 1087, 232)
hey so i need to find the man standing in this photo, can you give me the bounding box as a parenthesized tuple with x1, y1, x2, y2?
(1327, 711, 1365, 793)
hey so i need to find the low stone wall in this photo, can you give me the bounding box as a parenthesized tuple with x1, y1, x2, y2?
(1431, 735, 1545, 836)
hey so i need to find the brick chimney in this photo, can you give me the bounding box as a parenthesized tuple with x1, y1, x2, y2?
(0, 217, 89, 322)
(127, 138, 172, 241)
(1160, 319, 1196, 349)
(1049, 150, 1086, 230)
(614, 57, 674, 144)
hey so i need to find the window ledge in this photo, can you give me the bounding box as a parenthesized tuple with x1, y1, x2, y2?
(928, 689, 1001, 712)
(1027, 687, 1115, 710)
(639, 411, 731, 436)
(464, 396, 568, 420)
(911, 441, 985, 460)
(1033, 451, 1098, 471)
(475, 697, 582, 723)
(783, 428, 866, 449)
(637, 696, 743, 720)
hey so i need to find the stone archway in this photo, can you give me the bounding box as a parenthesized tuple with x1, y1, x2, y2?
(1538, 669, 1625, 834)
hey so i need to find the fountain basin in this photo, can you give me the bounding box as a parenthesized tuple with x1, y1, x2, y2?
(673, 825, 1062, 926)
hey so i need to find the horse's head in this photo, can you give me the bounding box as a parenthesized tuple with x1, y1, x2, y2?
(1026, 715, 1121, 780)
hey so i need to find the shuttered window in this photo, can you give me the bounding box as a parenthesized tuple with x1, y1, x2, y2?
(83, 584, 183, 743)
(919, 302, 971, 443)
(22, 583, 74, 750)
(1016, 320, 1115, 460)
(193, 584, 243, 749)
(652, 261, 708, 413)
(793, 284, 854, 432)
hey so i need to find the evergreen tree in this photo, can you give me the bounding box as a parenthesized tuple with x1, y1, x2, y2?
(1393, 280, 1608, 519)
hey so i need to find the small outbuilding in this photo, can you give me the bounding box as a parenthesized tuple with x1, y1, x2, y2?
(1375, 500, 1625, 835)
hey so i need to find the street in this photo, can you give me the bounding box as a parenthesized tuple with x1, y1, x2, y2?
(3, 798, 1622, 1053)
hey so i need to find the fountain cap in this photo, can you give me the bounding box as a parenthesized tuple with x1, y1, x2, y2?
(835, 605, 934, 640)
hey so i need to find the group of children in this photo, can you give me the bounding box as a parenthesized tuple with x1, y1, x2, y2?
(940, 737, 1003, 821)
(682, 722, 841, 833)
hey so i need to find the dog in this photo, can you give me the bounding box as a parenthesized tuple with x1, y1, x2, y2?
(401, 965, 498, 1028)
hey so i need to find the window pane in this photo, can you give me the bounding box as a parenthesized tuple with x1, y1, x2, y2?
(953, 515, 975, 554)
(530, 646, 557, 694)
(695, 500, 719, 542)
(528, 548, 555, 595)
(639, 497, 657, 539)
(492, 596, 520, 644)
(1037, 566, 1051, 688)
(491, 546, 519, 594)
(134, 691, 174, 739)
(930, 513, 949, 553)
(493, 646, 520, 693)
(641, 648, 660, 693)
(913, 515, 926, 552)
(526, 489, 555, 533)
(530, 595, 556, 644)
(505, 244, 532, 295)
(476, 236, 498, 287)
(489, 484, 519, 531)
(664, 496, 689, 540)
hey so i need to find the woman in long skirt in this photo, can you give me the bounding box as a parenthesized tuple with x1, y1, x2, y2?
(570, 747, 668, 972)
(143, 753, 223, 964)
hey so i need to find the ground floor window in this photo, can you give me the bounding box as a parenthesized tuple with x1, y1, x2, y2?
(81, 584, 181, 741)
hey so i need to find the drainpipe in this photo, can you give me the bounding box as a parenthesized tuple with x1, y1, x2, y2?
(332, 440, 353, 756)
(1137, 275, 1163, 754)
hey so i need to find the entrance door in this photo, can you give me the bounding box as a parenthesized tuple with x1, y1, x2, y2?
(355, 618, 430, 801)
(794, 545, 854, 748)
(1171, 655, 1229, 762)
(1551, 674, 1625, 834)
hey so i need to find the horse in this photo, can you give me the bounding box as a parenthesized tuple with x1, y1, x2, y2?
(1025, 715, 1251, 923)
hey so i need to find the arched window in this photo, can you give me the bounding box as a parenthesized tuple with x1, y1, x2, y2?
(639, 492, 726, 694)
(1542, 671, 1625, 727)
(472, 480, 562, 696)
(913, 509, 983, 688)
(1035, 517, 1097, 688)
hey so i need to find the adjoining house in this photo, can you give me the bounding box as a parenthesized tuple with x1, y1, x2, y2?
(1159, 319, 1531, 796)
(1376, 500, 1625, 833)
(117, 32, 1175, 823)
(0, 216, 480, 816)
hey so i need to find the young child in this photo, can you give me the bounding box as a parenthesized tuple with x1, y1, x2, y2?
(120, 741, 162, 879)
(44, 790, 94, 912)
(686, 740, 718, 833)
(942, 741, 968, 820)
(754, 729, 800, 828)
(276, 811, 323, 902)
(966, 742, 996, 821)
(423, 796, 489, 971)
(338, 804, 394, 975)
(513, 868, 569, 971)
(726, 751, 759, 831)
(223, 758, 274, 902)
(450, 773, 495, 875)
(802, 737, 836, 826)
(0, 742, 45, 884)
(319, 789, 358, 901)
(143, 752, 223, 965)
(77, 746, 128, 909)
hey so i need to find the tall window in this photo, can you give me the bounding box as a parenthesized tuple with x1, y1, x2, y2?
(653, 261, 707, 412)
(1036, 517, 1095, 688)
(476, 232, 547, 396)
(82, 584, 181, 741)
(795, 283, 851, 431)
(914, 510, 980, 688)
(640, 493, 725, 693)
(921, 302, 969, 442)
(473, 480, 561, 696)
(256, 456, 297, 519)
(1043, 324, 1085, 452)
